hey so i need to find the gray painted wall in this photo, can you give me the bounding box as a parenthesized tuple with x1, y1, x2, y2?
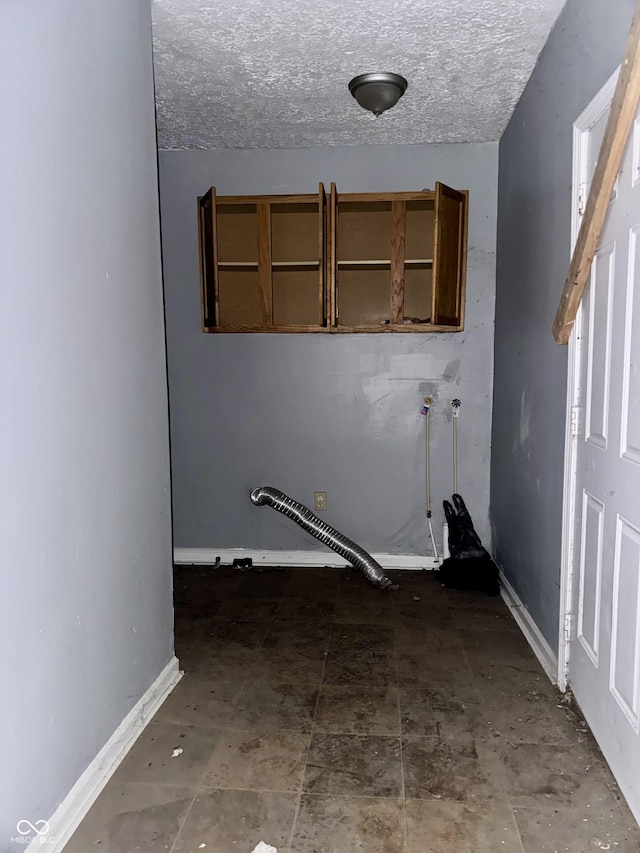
(0, 2, 173, 848)
(492, 0, 635, 647)
(159, 145, 497, 556)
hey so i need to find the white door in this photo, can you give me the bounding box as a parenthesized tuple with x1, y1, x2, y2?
(568, 87, 640, 822)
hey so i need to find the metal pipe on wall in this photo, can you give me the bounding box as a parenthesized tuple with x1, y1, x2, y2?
(250, 486, 393, 589)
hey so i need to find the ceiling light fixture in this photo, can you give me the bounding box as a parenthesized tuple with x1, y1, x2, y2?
(348, 72, 408, 117)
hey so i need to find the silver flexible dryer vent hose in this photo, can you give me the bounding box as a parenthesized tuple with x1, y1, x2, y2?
(250, 486, 393, 590)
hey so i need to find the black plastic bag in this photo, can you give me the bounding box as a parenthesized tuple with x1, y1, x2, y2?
(435, 494, 500, 595)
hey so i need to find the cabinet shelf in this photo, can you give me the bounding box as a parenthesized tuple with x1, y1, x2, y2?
(337, 259, 433, 267)
(197, 182, 467, 333)
(218, 260, 320, 268)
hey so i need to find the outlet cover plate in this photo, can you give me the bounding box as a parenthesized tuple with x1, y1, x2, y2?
(314, 491, 327, 511)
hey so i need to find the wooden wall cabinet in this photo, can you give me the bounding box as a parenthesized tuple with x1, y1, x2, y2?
(198, 184, 328, 332)
(198, 181, 467, 333)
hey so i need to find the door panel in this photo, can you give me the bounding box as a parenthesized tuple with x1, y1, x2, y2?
(585, 242, 614, 449)
(621, 225, 640, 464)
(577, 490, 604, 665)
(610, 516, 640, 729)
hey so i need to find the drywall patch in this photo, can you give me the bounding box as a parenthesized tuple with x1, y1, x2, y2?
(519, 388, 531, 446)
(443, 359, 461, 381)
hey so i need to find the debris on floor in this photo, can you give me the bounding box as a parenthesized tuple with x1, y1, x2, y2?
(250, 843, 277, 853)
(229, 557, 285, 573)
(171, 747, 183, 758)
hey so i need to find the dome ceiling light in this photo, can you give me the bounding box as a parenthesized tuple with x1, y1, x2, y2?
(348, 72, 408, 117)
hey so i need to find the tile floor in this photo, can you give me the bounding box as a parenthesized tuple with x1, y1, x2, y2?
(66, 566, 640, 852)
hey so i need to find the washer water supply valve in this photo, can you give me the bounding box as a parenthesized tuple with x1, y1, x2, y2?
(421, 395, 434, 416)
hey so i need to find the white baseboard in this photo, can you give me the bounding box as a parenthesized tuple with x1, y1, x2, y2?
(500, 572, 558, 685)
(174, 547, 439, 572)
(33, 657, 182, 853)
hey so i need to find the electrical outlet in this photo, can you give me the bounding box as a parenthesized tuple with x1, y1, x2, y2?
(314, 491, 327, 512)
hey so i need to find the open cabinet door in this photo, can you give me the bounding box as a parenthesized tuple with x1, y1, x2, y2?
(432, 182, 468, 328)
(328, 182, 337, 329)
(318, 182, 328, 327)
(197, 187, 218, 330)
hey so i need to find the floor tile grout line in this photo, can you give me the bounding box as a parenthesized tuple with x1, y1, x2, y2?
(198, 724, 409, 736)
(503, 788, 528, 853)
(144, 785, 516, 805)
(394, 632, 410, 853)
(289, 790, 419, 801)
(167, 593, 270, 853)
(166, 780, 202, 853)
(220, 575, 296, 698)
(197, 782, 309, 796)
(173, 614, 214, 655)
(175, 697, 303, 851)
(286, 626, 332, 851)
(108, 778, 205, 791)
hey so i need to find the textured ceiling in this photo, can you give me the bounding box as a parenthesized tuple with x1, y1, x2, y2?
(152, 0, 566, 150)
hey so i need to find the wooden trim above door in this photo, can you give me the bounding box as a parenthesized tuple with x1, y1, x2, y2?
(553, 0, 640, 344)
